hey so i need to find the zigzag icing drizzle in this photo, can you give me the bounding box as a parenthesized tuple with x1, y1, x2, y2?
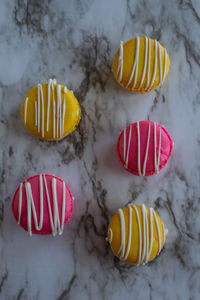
(123, 121, 162, 176)
(23, 79, 79, 139)
(109, 204, 165, 265)
(17, 174, 68, 236)
(116, 37, 168, 91)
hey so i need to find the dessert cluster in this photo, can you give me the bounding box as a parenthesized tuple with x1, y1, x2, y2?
(11, 36, 172, 266)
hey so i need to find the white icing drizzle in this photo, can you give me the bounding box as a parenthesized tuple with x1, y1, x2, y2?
(144, 38, 152, 90)
(131, 37, 140, 89)
(126, 37, 140, 88)
(25, 174, 44, 236)
(39, 174, 44, 229)
(124, 125, 132, 168)
(123, 122, 162, 175)
(137, 121, 142, 176)
(62, 97, 66, 137)
(140, 204, 147, 263)
(123, 127, 126, 162)
(116, 37, 168, 91)
(162, 48, 167, 84)
(145, 208, 153, 263)
(56, 85, 62, 138)
(46, 79, 52, 132)
(43, 175, 66, 236)
(106, 228, 113, 243)
(158, 127, 162, 168)
(53, 99, 56, 139)
(17, 174, 67, 236)
(153, 210, 162, 253)
(148, 40, 158, 91)
(46, 79, 56, 132)
(24, 97, 29, 125)
(158, 42, 163, 86)
(139, 36, 148, 89)
(61, 181, 66, 233)
(142, 122, 151, 176)
(41, 87, 44, 137)
(123, 205, 132, 261)
(52, 178, 61, 234)
(64, 86, 67, 93)
(52, 79, 57, 138)
(154, 122, 162, 174)
(117, 208, 126, 259)
(117, 41, 124, 82)
(59, 86, 62, 137)
(35, 101, 37, 126)
(113, 204, 163, 264)
(37, 87, 40, 133)
(38, 84, 44, 137)
(18, 183, 23, 224)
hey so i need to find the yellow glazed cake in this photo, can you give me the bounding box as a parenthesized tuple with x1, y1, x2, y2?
(21, 79, 81, 141)
(112, 37, 170, 93)
(106, 204, 167, 265)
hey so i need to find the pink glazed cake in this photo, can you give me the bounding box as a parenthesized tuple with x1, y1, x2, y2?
(117, 121, 173, 176)
(12, 174, 74, 236)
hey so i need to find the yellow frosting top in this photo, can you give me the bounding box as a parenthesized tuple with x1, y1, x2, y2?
(21, 79, 81, 141)
(112, 37, 170, 93)
(107, 204, 167, 265)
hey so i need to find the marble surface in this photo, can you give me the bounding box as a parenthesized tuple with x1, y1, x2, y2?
(0, 0, 200, 299)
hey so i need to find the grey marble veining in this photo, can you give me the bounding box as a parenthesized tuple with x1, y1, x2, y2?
(0, 0, 200, 299)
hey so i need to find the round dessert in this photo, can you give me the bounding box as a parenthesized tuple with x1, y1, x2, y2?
(112, 37, 170, 93)
(21, 79, 81, 140)
(12, 174, 74, 236)
(117, 121, 173, 176)
(106, 204, 167, 265)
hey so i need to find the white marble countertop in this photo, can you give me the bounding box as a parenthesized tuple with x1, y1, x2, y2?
(0, 0, 200, 299)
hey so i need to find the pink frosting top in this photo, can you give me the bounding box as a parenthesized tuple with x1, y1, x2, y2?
(117, 121, 173, 176)
(12, 174, 74, 236)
